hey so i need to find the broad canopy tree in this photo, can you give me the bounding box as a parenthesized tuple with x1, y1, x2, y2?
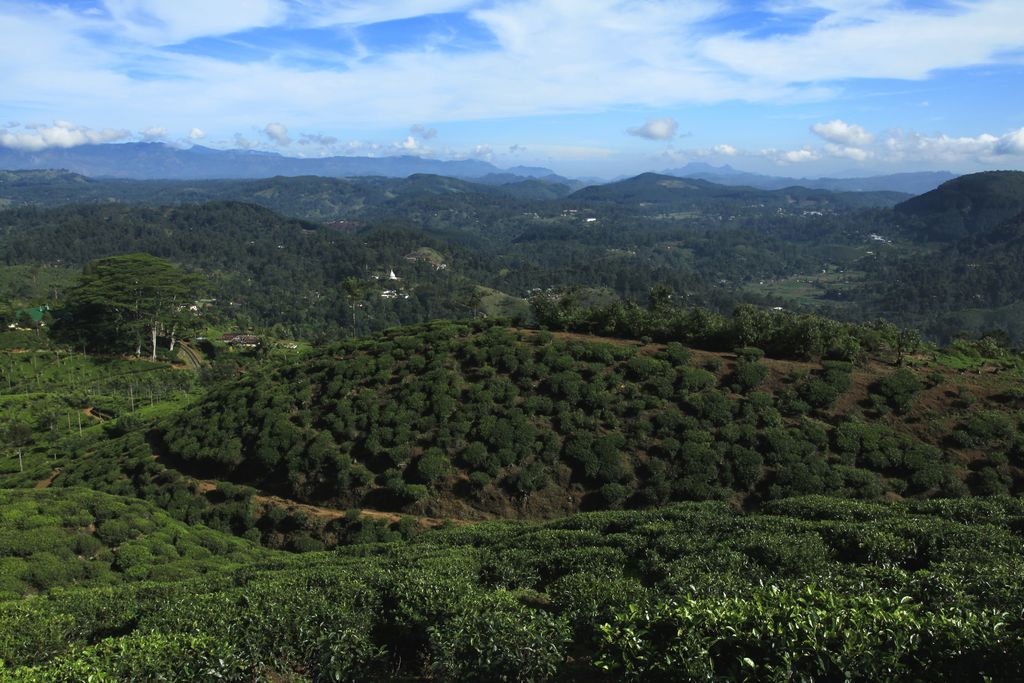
(59, 254, 205, 360)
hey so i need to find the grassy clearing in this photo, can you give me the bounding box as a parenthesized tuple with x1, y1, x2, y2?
(748, 270, 865, 308)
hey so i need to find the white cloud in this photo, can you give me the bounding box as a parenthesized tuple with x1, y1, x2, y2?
(824, 144, 872, 161)
(138, 126, 167, 141)
(0, 121, 131, 150)
(713, 143, 738, 156)
(469, 144, 493, 161)
(410, 124, 438, 139)
(189, 128, 205, 140)
(508, 144, 526, 154)
(703, 1, 1024, 82)
(995, 128, 1024, 155)
(881, 128, 1024, 163)
(811, 119, 874, 146)
(0, 0, 1022, 174)
(776, 147, 821, 163)
(628, 117, 679, 141)
(263, 122, 291, 146)
(396, 135, 423, 152)
(4, 0, 1017, 135)
(302, 1, 476, 27)
(102, 0, 287, 45)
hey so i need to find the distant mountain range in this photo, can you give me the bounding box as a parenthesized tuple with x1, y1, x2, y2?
(569, 172, 908, 209)
(0, 142, 570, 183)
(664, 162, 956, 195)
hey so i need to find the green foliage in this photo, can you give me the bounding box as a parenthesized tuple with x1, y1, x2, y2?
(429, 590, 570, 682)
(0, 488, 271, 600)
(3, 497, 1024, 680)
(155, 320, 1024, 518)
(870, 368, 923, 415)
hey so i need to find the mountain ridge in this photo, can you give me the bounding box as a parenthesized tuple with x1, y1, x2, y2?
(0, 142, 560, 181)
(665, 163, 956, 194)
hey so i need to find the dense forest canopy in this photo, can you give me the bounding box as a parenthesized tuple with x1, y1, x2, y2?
(3, 169, 1024, 342)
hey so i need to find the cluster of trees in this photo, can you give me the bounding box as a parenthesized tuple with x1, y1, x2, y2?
(531, 290, 921, 363)
(52, 254, 203, 359)
(0, 203, 480, 338)
(162, 319, 1010, 520)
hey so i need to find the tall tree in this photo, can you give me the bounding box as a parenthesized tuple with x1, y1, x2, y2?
(61, 254, 204, 360)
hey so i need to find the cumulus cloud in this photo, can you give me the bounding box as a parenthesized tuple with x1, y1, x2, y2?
(824, 143, 872, 161)
(469, 144, 494, 160)
(396, 135, 423, 152)
(882, 127, 1024, 162)
(995, 128, 1024, 155)
(233, 133, 256, 149)
(409, 124, 437, 139)
(138, 126, 167, 141)
(777, 147, 821, 163)
(713, 143, 738, 156)
(0, 121, 131, 150)
(189, 128, 205, 140)
(508, 144, 526, 154)
(811, 119, 874, 146)
(627, 117, 679, 141)
(263, 122, 291, 146)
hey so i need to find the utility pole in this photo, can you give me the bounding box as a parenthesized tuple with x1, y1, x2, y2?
(17, 449, 23, 473)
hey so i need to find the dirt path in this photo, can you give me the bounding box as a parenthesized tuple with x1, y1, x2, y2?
(190, 475, 459, 528)
(82, 406, 110, 422)
(34, 468, 61, 489)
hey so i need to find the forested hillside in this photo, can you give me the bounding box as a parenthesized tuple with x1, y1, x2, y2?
(895, 170, 1024, 240)
(7, 168, 1024, 342)
(162, 319, 1023, 521)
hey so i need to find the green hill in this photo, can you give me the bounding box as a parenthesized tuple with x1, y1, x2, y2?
(894, 170, 1024, 240)
(161, 319, 1024, 522)
(0, 487, 272, 599)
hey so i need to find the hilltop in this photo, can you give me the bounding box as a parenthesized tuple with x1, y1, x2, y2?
(569, 172, 906, 209)
(894, 170, 1024, 240)
(160, 319, 1023, 522)
(665, 164, 955, 195)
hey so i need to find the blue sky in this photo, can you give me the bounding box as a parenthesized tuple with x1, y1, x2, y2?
(1, 0, 1023, 177)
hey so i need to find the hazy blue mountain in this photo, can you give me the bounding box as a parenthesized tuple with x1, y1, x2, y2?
(664, 163, 955, 194)
(569, 172, 907, 208)
(0, 142, 559, 181)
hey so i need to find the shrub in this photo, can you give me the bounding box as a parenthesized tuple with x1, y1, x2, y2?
(429, 591, 570, 682)
(870, 368, 922, 415)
